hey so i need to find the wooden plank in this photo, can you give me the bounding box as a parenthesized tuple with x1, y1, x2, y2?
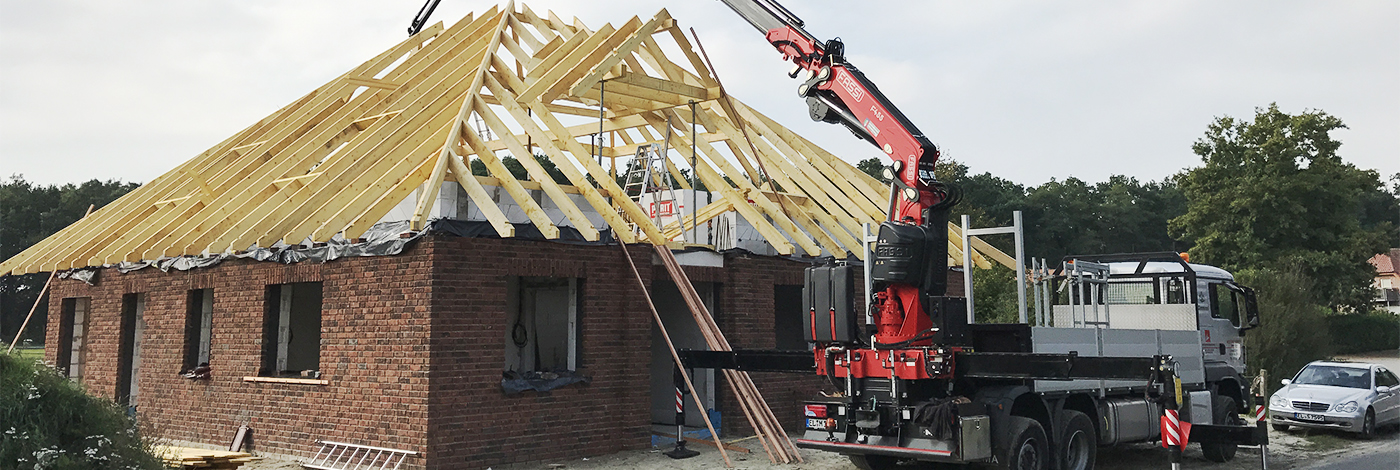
(456, 97, 565, 239)
(239, 12, 508, 249)
(661, 198, 732, 239)
(663, 26, 720, 88)
(517, 91, 667, 244)
(480, 74, 637, 242)
(606, 71, 710, 101)
(345, 76, 401, 90)
(448, 153, 515, 238)
(539, 18, 646, 103)
(241, 376, 328, 385)
(651, 110, 820, 255)
(519, 22, 624, 102)
(779, 196, 844, 257)
(567, 11, 667, 98)
(643, 113, 797, 253)
(413, 6, 512, 229)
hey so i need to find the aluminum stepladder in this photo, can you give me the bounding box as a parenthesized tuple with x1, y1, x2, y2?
(621, 142, 681, 242)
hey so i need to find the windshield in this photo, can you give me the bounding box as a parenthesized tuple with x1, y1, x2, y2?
(1293, 365, 1371, 389)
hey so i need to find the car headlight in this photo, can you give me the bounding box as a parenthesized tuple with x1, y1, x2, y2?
(1270, 395, 1290, 409)
(1333, 401, 1359, 413)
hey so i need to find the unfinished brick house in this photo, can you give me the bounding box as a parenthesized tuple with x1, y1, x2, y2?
(4, 4, 1008, 469)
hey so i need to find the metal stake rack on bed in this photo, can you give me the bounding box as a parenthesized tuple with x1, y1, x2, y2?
(302, 440, 417, 470)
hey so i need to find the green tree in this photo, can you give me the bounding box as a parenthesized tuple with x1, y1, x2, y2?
(857, 157, 889, 183)
(1, 176, 138, 346)
(1170, 104, 1390, 312)
(1235, 266, 1332, 393)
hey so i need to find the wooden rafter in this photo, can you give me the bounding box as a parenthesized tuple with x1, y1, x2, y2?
(0, 3, 1015, 276)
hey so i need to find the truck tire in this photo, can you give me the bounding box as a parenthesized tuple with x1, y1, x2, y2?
(994, 416, 1048, 470)
(1054, 410, 1096, 470)
(1201, 395, 1241, 462)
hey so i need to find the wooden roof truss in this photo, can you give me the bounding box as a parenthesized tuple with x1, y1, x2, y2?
(0, 3, 1011, 275)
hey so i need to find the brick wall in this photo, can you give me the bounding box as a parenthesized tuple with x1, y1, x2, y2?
(40, 235, 869, 469)
(46, 247, 434, 467)
(423, 236, 656, 469)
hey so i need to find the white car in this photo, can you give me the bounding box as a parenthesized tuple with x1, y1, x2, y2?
(1268, 361, 1400, 436)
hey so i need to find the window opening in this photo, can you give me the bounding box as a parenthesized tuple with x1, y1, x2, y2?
(504, 277, 580, 372)
(773, 285, 806, 350)
(57, 298, 91, 381)
(261, 282, 322, 377)
(116, 293, 145, 408)
(183, 289, 214, 377)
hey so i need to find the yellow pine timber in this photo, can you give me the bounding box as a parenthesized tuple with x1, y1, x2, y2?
(478, 75, 636, 243)
(414, 5, 512, 230)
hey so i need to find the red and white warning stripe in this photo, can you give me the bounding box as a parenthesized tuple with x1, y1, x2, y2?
(1160, 409, 1191, 449)
(1254, 404, 1266, 422)
(1162, 410, 1181, 447)
(675, 388, 684, 413)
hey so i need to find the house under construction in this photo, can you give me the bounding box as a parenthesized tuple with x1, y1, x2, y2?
(4, 4, 1013, 469)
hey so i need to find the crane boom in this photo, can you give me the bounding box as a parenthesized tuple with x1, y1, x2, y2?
(717, 0, 941, 211)
(718, 0, 956, 349)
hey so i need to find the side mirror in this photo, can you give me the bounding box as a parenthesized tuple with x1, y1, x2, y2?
(1236, 284, 1260, 331)
(1280, 379, 1291, 386)
(1379, 386, 1393, 394)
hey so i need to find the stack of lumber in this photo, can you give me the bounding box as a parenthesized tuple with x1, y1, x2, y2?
(650, 244, 803, 464)
(155, 445, 260, 469)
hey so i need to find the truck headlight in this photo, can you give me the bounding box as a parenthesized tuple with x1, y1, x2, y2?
(1333, 401, 1359, 413)
(1269, 395, 1290, 409)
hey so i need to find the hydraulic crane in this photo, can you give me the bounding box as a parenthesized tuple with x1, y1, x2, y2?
(687, 2, 1270, 469)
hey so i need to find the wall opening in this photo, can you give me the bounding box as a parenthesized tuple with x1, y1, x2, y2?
(773, 285, 805, 350)
(183, 288, 214, 373)
(56, 297, 90, 381)
(261, 282, 322, 377)
(504, 276, 580, 373)
(116, 293, 145, 408)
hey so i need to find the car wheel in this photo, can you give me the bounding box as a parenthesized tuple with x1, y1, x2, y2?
(1054, 410, 1096, 470)
(994, 416, 1049, 470)
(1202, 395, 1241, 463)
(1359, 409, 1376, 438)
(1271, 422, 1289, 433)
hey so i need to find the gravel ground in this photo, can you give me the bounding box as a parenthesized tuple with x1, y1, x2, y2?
(241, 351, 1400, 470)
(242, 425, 1398, 470)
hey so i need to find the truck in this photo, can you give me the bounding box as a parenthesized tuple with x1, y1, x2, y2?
(676, 2, 1271, 469)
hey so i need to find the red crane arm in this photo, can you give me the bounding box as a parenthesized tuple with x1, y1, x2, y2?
(718, 0, 944, 225)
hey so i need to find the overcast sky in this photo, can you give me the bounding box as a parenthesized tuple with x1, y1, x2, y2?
(1, 0, 1396, 188)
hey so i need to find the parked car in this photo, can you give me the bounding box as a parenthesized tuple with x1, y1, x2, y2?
(1268, 361, 1400, 436)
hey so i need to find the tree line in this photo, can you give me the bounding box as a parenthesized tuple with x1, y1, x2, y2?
(3, 104, 1397, 368)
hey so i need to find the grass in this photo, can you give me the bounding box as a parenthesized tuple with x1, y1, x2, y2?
(0, 353, 165, 469)
(1299, 431, 1352, 453)
(13, 347, 44, 362)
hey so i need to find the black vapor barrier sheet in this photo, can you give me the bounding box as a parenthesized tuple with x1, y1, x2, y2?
(56, 219, 618, 281)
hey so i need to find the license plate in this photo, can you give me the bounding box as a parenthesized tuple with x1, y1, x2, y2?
(806, 418, 827, 429)
(1295, 412, 1325, 422)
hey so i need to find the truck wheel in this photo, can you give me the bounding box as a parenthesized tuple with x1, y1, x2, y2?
(1201, 395, 1241, 463)
(996, 416, 1048, 470)
(1054, 410, 1096, 470)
